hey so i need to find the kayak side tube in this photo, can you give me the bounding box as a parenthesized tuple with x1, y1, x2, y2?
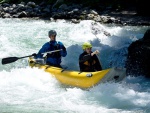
(100, 67, 126, 83)
(28, 57, 126, 89)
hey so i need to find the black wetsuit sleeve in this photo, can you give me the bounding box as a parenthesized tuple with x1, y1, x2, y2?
(79, 54, 91, 63)
(94, 55, 102, 71)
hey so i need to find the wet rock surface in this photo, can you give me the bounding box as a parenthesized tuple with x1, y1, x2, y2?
(126, 29, 150, 78)
(101, 9, 150, 26)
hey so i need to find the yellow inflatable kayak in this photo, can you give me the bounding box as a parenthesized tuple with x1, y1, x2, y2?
(28, 57, 126, 89)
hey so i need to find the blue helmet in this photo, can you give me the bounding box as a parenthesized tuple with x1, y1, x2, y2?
(48, 30, 57, 37)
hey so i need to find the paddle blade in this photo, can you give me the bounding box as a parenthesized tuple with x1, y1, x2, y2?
(2, 57, 19, 65)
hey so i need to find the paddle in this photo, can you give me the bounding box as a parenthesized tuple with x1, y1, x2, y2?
(2, 55, 33, 65)
(1, 49, 62, 65)
(42, 49, 62, 57)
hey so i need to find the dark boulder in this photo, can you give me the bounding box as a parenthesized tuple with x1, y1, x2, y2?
(126, 29, 150, 78)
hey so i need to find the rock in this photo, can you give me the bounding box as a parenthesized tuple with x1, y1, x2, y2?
(0, 2, 150, 26)
(126, 29, 150, 78)
(3, 13, 11, 18)
(27, 2, 36, 8)
(0, 5, 3, 11)
(17, 4, 25, 8)
(101, 16, 112, 23)
(20, 2, 25, 5)
(81, 10, 87, 15)
(50, 17, 55, 22)
(2, 3, 10, 7)
(43, 7, 50, 13)
(3, 7, 9, 13)
(59, 4, 67, 10)
(71, 19, 80, 23)
(90, 10, 98, 15)
(33, 7, 41, 13)
(93, 16, 102, 22)
(12, 14, 19, 18)
(72, 8, 79, 13)
(86, 14, 94, 19)
(12, 4, 17, 8)
(18, 11, 27, 18)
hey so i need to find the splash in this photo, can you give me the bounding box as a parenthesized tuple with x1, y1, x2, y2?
(0, 18, 150, 113)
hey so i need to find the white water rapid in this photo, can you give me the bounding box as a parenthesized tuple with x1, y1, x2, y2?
(0, 18, 150, 113)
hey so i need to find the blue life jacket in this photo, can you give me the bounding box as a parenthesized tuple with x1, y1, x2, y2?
(36, 41, 67, 66)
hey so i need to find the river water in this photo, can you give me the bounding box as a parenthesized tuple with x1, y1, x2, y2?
(0, 18, 150, 113)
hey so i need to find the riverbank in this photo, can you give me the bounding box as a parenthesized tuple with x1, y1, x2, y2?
(101, 9, 150, 26)
(1, 2, 150, 26)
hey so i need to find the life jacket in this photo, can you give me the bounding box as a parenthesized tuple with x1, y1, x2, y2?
(46, 41, 61, 58)
(83, 60, 96, 66)
(83, 57, 96, 71)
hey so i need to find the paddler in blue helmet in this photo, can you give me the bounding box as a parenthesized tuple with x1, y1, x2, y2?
(35, 30, 67, 68)
(79, 42, 102, 72)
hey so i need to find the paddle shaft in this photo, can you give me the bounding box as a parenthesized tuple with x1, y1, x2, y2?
(18, 55, 33, 59)
(42, 49, 62, 54)
(42, 49, 62, 57)
(1, 49, 62, 65)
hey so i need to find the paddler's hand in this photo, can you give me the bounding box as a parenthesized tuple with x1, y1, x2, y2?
(91, 50, 99, 56)
(32, 53, 37, 57)
(62, 46, 66, 52)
